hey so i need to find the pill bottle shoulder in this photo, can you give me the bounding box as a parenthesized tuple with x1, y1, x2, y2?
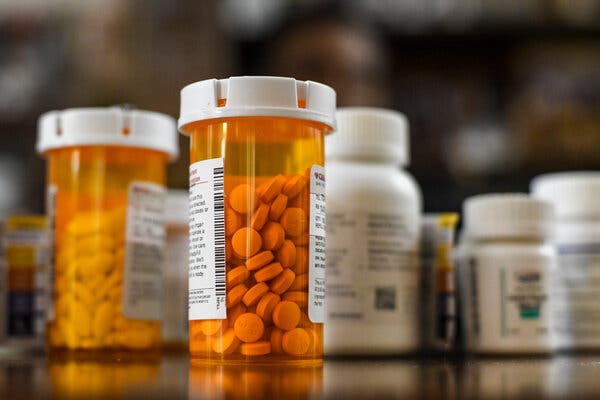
(554, 218, 600, 244)
(458, 239, 556, 260)
(326, 160, 421, 209)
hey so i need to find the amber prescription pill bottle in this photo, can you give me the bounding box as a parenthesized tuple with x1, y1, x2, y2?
(37, 107, 178, 351)
(324, 108, 422, 355)
(179, 76, 336, 364)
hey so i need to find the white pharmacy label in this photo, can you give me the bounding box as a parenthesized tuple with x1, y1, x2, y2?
(554, 243, 600, 345)
(188, 158, 226, 320)
(123, 181, 166, 320)
(326, 211, 420, 326)
(308, 165, 326, 323)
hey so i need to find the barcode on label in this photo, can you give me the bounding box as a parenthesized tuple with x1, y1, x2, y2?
(213, 166, 226, 300)
(189, 157, 226, 320)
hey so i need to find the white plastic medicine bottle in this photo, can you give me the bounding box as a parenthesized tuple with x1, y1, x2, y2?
(457, 194, 556, 354)
(531, 172, 600, 350)
(324, 107, 422, 355)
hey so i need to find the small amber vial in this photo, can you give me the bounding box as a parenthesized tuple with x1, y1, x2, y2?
(37, 107, 178, 351)
(179, 77, 335, 364)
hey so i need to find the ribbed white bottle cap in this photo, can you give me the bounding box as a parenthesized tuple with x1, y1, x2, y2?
(165, 189, 189, 226)
(326, 107, 409, 165)
(37, 107, 179, 159)
(463, 193, 554, 240)
(178, 76, 336, 130)
(531, 171, 600, 220)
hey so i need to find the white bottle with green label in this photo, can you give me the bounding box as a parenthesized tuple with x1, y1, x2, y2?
(457, 194, 556, 354)
(532, 172, 600, 351)
(324, 107, 422, 355)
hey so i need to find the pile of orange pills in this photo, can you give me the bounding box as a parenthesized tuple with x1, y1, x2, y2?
(190, 172, 321, 358)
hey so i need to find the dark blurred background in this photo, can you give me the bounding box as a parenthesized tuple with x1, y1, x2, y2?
(2, 0, 600, 216)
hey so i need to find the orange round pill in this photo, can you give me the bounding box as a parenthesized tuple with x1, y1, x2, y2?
(270, 268, 296, 295)
(259, 175, 285, 203)
(291, 247, 308, 275)
(276, 240, 296, 268)
(282, 291, 308, 308)
(227, 265, 250, 288)
(250, 203, 270, 231)
(242, 282, 269, 307)
(240, 341, 271, 356)
(225, 206, 242, 236)
(269, 193, 288, 221)
(246, 251, 274, 271)
(200, 319, 227, 336)
(190, 336, 211, 354)
(256, 292, 281, 324)
(261, 222, 285, 250)
(282, 174, 306, 198)
(234, 313, 264, 343)
(254, 262, 283, 282)
(190, 321, 205, 340)
(288, 189, 307, 208)
(282, 328, 310, 355)
(212, 328, 240, 355)
(291, 234, 309, 246)
(272, 300, 301, 330)
(298, 312, 312, 328)
(225, 240, 233, 262)
(270, 328, 284, 354)
(228, 302, 247, 326)
(288, 273, 308, 291)
(227, 283, 248, 308)
(229, 184, 257, 214)
(280, 208, 306, 237)
(305, 328, 321, 353)
(232, 227, 262, 258)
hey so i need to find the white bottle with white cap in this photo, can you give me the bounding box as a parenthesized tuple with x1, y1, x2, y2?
(531, 172, 600, 350)
(324, 107, 422, 355)
(456, 194, 556, 354)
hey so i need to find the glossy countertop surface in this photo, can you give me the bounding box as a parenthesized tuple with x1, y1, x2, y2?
(1, 349, 600, 399)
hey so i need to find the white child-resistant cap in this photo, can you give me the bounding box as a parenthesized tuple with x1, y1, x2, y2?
(165, 189, 189, 226)
(326, 107, 410, 166)
(463, 193, 554, 240)
(531, 171, 600, 220)
(178, 76, 336, 130)
(37, 107, 179, 159)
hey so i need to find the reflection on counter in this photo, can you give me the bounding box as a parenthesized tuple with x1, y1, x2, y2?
(2, 354, 600, 398)
(48, 353, 162, 399)
(189, 363, 322, 399)
(461, 358, 552, 399)
(324, 360, 420, 399)
(549, 355, 600, 399)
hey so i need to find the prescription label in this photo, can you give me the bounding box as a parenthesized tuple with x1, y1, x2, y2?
(463, 253, 552, 348)
(502, 266, 550, 337)
(326, 210, 419, 328)
(46, 184, 57, 321)
(188, 158, 226, 320)
(122, 181, 166, 320)
(554, 243, 600, 345)
(308, 165, 326, 323)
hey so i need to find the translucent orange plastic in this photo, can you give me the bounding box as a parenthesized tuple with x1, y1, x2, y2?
(185, 116, 330, 365)
(46, 146, 168, 351)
